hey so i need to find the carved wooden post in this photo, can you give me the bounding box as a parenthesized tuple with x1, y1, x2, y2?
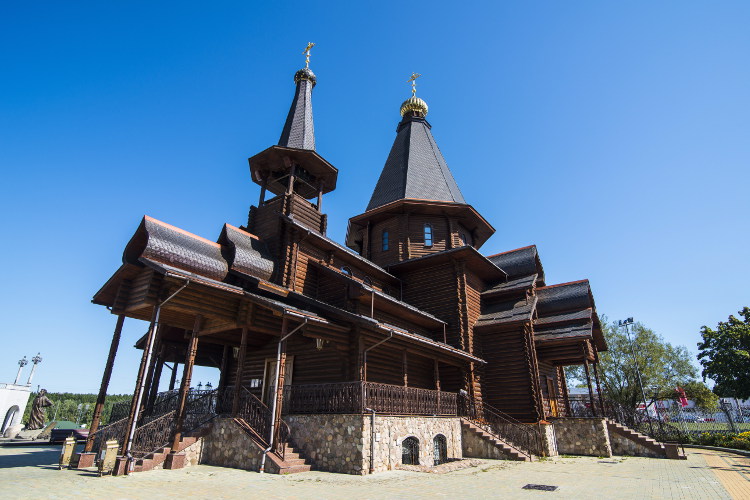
(168, 362, 178, 391)
(83, 315, 125, 454)
(434, 359, 441, 414)
(232, 326, 249, 415)
(218, 345, 230, 390)
(272, 320, 289, 449)
(583, 356, 597, 417)
(140, 325, 165, 419)
(121, 309, 159, 457)
(402, 351, 408, 387)
(169, 315, 202, 454)
(592, 361, 605, 415)
(146, 347, 165, 413)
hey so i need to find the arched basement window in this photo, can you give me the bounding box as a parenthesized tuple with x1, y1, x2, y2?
(402, 436, 420, 465)
(341, 266, 353, 276)
(424, 224, 433, 247)
(382, 230, 389, 251)
(433, 434, 447, 465)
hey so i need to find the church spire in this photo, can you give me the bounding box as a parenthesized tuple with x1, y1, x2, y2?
(278, 43, 317, 150)
(366, 74, 465, 211)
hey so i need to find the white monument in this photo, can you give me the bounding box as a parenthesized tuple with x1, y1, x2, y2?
(0, 354, 42, 437)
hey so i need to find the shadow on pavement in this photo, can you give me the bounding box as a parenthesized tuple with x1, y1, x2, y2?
(0, 447, 59, 469)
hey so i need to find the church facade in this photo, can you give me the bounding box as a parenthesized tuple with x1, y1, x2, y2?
(80, 55, 616, 475)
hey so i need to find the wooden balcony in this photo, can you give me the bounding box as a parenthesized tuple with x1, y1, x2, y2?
(283, 381, 458, 416)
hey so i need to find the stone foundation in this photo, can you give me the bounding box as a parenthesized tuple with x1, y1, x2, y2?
(200, 418, 267, 472)
(608, 429, 662, 458)
(553, 418, 612, 457)
(539, 422, 558, 457)
(285, 414, 462, 474)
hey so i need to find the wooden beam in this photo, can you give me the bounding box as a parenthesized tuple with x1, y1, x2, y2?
(232, 326, 249, 415)
(84, 314, 125, 453)
(170, 315, 202, 451)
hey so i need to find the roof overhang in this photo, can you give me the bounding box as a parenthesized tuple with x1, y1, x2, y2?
(386, 246, 507, 282)
(249, 145, 338, 198)
(347, 199, 495, 250)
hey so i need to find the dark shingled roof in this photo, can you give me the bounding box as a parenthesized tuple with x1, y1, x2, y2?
(534, 321, 593, 342)
(218, 224, 275, 281)
(366, 115, 465, 211)
(487, 245, 545, 283)
(476, 296, 537, 328)
(535, 280, 592, 315)
(278, 72, 315, 150)
(124, 216, 228, 282)
(482, 273, 538, 299)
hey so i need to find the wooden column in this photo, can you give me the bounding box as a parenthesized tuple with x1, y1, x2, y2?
(272, 319, 289, 448)
(168, 362, 178, 391)
(259, 175, 268, 206)
(141, 325, 165, 418)
(316, 182, 323, 211)
(558, 366, 572, 416)
(402, 351, 408, 387)
(218, 345, 230, 391)
(121, 310, 159, 454)
(232, 326, 249, 415)
(84, 315, 125, 453)
(592, 362, 605, 415)
(583, 357, 597, 417)
(170, 315, 202, 451)
(146, 352, 165, 413)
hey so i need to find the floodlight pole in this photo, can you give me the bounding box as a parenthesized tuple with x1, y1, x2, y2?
(619, 318, 654, 436)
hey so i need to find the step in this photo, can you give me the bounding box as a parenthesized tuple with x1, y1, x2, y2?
(278, 464, 312, 474)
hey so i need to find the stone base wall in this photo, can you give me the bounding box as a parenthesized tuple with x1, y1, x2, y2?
(285, 414, 462, 474)
(367, 415, 461, 473)
(539, 422, 558, 457)
(150, 439, 204, 471)
(609, 430, 662, 458)
(200, 418, 266, 471)
(285, 414, 366, 475)
(462, 426, 513, 459)
(553, 418, 612, 457)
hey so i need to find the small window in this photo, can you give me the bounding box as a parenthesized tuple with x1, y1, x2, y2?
(424, 224, 433, 247)
(249, 378, 262, 388)
(433, 434, 448, 465)
(341, 266, 353, 276)
(402, 436, 420, 465)
(460, 233, 467, 246)
(382, 230, 389, 251)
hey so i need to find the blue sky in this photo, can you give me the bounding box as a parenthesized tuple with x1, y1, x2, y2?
(1, 2, 748, 394)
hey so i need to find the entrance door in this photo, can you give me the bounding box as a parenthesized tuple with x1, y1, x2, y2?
(262, 357, 294, 408)
(546, 377, 559, 417)
(402, 437, 420, 465)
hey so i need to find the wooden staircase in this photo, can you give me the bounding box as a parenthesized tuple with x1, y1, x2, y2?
(461, 419, 532, 462)
(232, 418, 312, 474)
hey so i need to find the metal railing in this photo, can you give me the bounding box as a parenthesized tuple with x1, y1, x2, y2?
(283, 381, 458, 415)
(459, 397, 543, 459)
(89, 416, 129, 453)
(131, 410, 176, 459)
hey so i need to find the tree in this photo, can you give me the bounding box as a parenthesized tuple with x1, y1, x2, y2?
(697, 307, 750, 400)
(567, 318, 699, 409)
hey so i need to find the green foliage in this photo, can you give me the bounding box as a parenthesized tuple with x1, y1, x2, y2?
(686, 431, 750, 451)
(681, 381, 719, 411)
(567, 317, 698, 409)
(22, 392, 131, 427)
(697, 307, 750, 400)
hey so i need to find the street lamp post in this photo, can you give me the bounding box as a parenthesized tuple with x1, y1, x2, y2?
(27, 353, 42, 386)
(619, 318, 654, 436)
(14, 357, 28, 385)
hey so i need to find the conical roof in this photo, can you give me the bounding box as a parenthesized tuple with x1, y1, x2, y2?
(366, 103, 465, 211)
(278, 67, 316, 150)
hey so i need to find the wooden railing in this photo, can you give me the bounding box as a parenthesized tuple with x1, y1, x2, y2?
(284, 381, 458, 416)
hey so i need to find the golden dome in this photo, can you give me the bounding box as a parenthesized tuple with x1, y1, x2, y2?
(400, 96, 428, 117)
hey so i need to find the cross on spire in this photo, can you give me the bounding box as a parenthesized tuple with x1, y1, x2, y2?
(407, 72, 422, 96)
(303, 42, 315, 68)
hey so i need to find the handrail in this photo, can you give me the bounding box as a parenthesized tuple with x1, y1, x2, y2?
(131, 410, 176, 458)
(89, 416, 129, 453)
(459, 396, 542, 459)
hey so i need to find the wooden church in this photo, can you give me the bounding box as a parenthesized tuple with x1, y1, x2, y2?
(78, 50, 614, 475)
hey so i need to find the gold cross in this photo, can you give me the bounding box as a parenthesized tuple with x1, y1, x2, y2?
(303, 42, 315, 68)
(407, 72, 422, 96)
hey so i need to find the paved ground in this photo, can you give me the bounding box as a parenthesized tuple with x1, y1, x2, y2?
(0, 446, 748, 499)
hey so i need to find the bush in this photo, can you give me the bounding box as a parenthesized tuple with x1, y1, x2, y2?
(689, 431, 750, 451)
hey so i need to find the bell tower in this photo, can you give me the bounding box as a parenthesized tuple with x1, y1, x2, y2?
(247, 43, 338, 238)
